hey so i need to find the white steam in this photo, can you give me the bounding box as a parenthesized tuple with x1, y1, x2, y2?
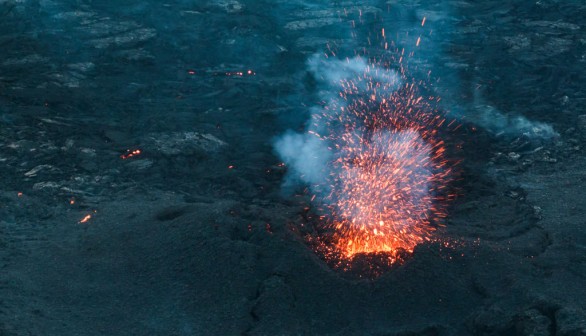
(469, 101, 558, 139)
(273, 130, 330, 186)
(411, 6, 558, 140)
(274, 54, 402, 190)
(444, 90, 558, 139)
(307, 54, 401, 89)
(474, 105, 559, 139)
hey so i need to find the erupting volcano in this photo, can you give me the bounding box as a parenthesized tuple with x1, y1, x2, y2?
(276, 23, 458, 271)
(316, 67, 456, 265)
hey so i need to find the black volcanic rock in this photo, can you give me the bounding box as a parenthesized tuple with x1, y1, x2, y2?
(1, 0, 585, 335)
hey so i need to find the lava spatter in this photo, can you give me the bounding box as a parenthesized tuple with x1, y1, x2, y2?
(306, 55, 457, 270)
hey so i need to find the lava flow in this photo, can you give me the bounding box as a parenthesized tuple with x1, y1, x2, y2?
(307, 42, 457, 269)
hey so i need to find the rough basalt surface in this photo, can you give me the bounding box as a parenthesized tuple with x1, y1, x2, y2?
(1, 0, 585, 335)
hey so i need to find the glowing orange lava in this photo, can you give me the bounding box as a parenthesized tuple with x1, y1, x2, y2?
(121, 149, 141, 160)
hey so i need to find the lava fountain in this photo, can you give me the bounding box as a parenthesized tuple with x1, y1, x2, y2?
(316, 71, 455, 265)
(276, 22, 458, 271)
(304, 54, 456, 268)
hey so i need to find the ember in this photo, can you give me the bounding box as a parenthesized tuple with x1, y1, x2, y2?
(224, 70, 255, 76)
(79, 214, 92, 224)
(120, 149, 141, 159)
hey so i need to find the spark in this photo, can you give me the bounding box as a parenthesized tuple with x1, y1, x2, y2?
(186, 69, 256, 77)
(224, 70, 255, 77)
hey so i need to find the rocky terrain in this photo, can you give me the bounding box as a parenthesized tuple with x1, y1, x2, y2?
(1, 0, 585, 335)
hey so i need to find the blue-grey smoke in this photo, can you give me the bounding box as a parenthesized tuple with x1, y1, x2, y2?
(273, 129, 330, 187)
(407, 6, 558, 139)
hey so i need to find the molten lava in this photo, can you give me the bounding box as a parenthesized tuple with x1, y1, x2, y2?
(333, 129, 438, 257)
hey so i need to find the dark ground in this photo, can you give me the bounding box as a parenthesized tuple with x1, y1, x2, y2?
(1, 0, 585, 335)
